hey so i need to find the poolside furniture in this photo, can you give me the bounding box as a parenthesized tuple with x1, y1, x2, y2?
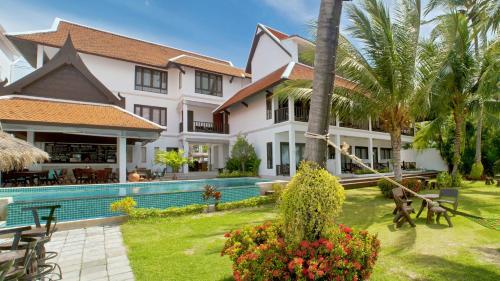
(437, 188, 459, 211)
(0, 226, 37, 281)
(427, 205, 453, 227)
(95, 169, 110, 183)
(392, 188, 416, 227)
(416, 193, 439, 218)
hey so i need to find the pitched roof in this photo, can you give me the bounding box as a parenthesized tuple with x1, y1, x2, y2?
(215, 62, 357, 112)
(8, 19, 232, 69)
(169, 55, 250, 78)
(245, 24, 292, 73)
(265, 26, 290, 40)
(0, 96, 163, 132)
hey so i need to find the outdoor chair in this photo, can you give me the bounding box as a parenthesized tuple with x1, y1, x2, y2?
(437, 188, 459, 211)
(391, 188, 416, 227)
(0, 227, 38, 281)
(95, 170, 109, 183)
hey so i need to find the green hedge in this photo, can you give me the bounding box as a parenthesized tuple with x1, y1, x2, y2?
(217, 171, 257, 178)
(216, 196, 276, 211)
(129, 204, 206, 219)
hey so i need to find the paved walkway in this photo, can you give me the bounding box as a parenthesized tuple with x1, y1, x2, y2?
(47, 225, 134, 281)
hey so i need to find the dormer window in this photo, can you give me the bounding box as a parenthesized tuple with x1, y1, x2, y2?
(135, 66, 168, 94)
(195, 70, 222, 97)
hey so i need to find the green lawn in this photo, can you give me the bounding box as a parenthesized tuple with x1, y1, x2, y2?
(121, 181, 500, 281)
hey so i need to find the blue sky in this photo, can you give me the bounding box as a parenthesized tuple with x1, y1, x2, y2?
(0, 0, 439, 68)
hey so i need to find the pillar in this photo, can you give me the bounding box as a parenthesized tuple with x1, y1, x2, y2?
(183, 139, 189, 174)
(289, 128, 296, 176)
(335, 134, 341, 175)
(273, 134, 279, 175)
(26, 131, 35, 144)
(182, 103, 188, 133)
(288, 97, 294, 122)
(117, 136, 127, 183)
(369, 137, 374, 168)
(368, 116, 372, 131)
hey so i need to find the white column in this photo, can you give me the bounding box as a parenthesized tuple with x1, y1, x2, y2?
(368, 137, 374, 168)
(288, 98, 294, 122)
(182, 103, 188, 133)
(36, 45, 44, 69)
(368, 116, 372, 131)
(335, 134, 342, 175)
(117, 136, 127, 183)
(26, 131, 35, 144)
(289, 127, 296, 176)
(335, 114, 340, 127)
(183, 139, 189, 174)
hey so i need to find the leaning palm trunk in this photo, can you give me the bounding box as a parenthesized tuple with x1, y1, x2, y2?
(305, 0, 344, 167)
(389, 129, 403, 181)
(474, 103, 483, 163)
(452, 112, 464, 176)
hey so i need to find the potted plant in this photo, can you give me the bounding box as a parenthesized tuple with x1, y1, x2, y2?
(202, 185, 221, 212)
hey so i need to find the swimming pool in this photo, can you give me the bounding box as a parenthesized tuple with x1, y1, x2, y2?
(0, 178, 265, 226)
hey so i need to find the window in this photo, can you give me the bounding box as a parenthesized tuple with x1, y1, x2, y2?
(266, 142, 273, 169)
(134, 105, 167, 126)
(135, 66, 167, 94)
(328, 146, 335, 159)
(141, 147, 147, 163)
(355, 146, 369, 159)
(381, 148, 392, 159)
(266, 93, 272, 120)
(166, 147, 179, 152)
(195, 70, 222, 96)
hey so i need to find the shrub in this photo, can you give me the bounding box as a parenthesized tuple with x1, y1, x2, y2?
(377, 179, 395, 198)
(217, 170, 257, 178)
(221, 222, 380, 281)
(469, 162, 484, 180)
(401, 178, 421, 196)
(226, 135, 261, 174)
(494, 159, 500, 175)
(378, 167, 390, 173)
(129, 204, 206, 219)
(110, 197, 137, 215)
(271, 183, 287, 201)
(377, 178, 420, 198)
(202, 185, 221, 207)
(280, 161, 345, 244)
(217, 196, 276, 211)
(353, 169, 374, 175)
(451, 173, 463, 187)
(436, 171, 452, 188)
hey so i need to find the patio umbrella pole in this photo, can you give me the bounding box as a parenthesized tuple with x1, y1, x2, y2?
(305, 132, 435, 205)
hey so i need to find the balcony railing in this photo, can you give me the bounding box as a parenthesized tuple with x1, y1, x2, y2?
(339, 118, 370, 130)
(179, 121, 229, 134)
(371, 120, 415, 136)
(274, 108, 289, 124)
(276, 164, 290, 176)
(294, 106, 309, 122)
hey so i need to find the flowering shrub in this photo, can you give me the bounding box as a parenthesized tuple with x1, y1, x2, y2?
(110, 197, 137, 214)
(221, 222, 380, 281)
(202, 185, 222, 207)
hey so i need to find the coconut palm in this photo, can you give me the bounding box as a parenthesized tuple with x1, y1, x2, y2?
(277, 0, 437, 181)
(304, 0, 345, 166)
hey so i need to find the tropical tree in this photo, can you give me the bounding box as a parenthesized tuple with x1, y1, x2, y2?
(155, 149, 190, 180)
(304, 0, 345, 166)
(277, 0, 436, 181)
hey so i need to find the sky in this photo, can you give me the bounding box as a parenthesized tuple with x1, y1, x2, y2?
(0, 0, 440, 68)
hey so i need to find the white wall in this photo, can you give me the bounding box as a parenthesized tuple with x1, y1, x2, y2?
(251, 32, 291, 81)
(228, 91, 274, 134)
(415, 148, 448, 171)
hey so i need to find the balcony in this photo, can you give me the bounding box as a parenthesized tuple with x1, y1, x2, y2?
(339, 118, 370, 130)
(294, 106, 309, 122)
(371, 120, 415, 136)
(274, 108, 289, 123)
(179, 121, 229, 134)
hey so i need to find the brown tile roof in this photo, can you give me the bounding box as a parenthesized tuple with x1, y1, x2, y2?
(169, 55, 250, 78)
(9, 20, 232, 69)
(265, 26, 289, 40)
(216, 62, 357, 112)
(0, 97, 163, 131)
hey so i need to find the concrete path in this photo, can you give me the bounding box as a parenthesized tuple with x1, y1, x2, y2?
(46, 225, 134, 281)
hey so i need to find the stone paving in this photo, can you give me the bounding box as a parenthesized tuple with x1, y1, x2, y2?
(46, 225, 134, 281)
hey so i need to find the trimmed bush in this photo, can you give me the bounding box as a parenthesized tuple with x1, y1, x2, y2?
(377, 178, 421, 198)
(221, 222, 380, 281)
(470, 162, 484, 180)
(451, 173, 463, 187)
(217, 196, 275, 211)
(110, 197, 137, 214)
(436, 171, 452, 188)
(225, 135, 261, 175)
(377, 179, 395, 198)
(217, 170, 257, 178)
(280, 161, 345, 244)
(129, 204, 206, 219)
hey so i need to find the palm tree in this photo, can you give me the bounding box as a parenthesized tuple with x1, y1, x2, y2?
(277, 0, 436, 181)
(304, 0, 345, 166)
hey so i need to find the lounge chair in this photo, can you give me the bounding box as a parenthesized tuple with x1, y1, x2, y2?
(437, 188, 459, 211)
(392, 188, 416, 227)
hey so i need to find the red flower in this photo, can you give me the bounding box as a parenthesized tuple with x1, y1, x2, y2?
(325, 241, 333, 251)
(224, 232, 231, 238)
(300, 240, 310, 248)
(342, 226, 352, 233)
(308, 271, 315, 280)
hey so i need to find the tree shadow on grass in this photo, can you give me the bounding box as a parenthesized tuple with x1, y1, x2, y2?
(410, 254, 500, 281)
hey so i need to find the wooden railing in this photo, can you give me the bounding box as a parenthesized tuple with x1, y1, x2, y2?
(276, 164, 290, 176)
(274, 108, 289, 123)
(294, 106, 309, 122)
(339, 118, 370, 130)
(179, 121, 229, 134)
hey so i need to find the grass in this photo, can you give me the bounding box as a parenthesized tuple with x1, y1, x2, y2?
(121, 181, 500, 281)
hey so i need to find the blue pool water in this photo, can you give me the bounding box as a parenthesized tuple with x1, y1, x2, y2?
(0, 178, 265, 226)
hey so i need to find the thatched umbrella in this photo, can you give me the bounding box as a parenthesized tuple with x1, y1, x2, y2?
(0, 131, 49, 172)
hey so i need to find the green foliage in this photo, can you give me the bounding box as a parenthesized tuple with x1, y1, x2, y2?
(129, 205, 206, 219)
(451, 173, 463, 187)
(436, 171, 452, 188)
(202, 185, 221, 206)
(377, 179, 395, 198)
(110, 197, 137, 214)
(470, 162, 484, 180)
(377, 178, 421, 198)
(155, 149, 190, 173)
(353, 169, 374, 175)
(494, 160, 500, 175)
(221, 222, 380, 281)
(216, 196, 276, 211)
(217, 170, 257, 178)
(226, 135, 261, 174)
(280, 162, 345, 244)
(271, 183, 287, 201)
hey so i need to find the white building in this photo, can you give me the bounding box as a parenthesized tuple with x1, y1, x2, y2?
(0, 25, 34, 84)
(1, 19, 446, 178)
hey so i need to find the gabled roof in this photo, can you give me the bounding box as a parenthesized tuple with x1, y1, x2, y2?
(7, 18, 233, 69)
(245, 24, 292, 73)
(168, 55, 250, 78)
(0, 35, 125, 107)
(215, 62, 357, 112)
(0, 96, 163, 132)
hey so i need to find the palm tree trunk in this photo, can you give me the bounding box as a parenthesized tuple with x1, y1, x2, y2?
(475, 103, 483, 163)
(452, 112, 464, 177)
(389, 129, 403, 181)
(305, 0, 344, 167)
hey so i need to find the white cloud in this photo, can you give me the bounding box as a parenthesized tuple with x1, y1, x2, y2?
(260, 0, 319, 24)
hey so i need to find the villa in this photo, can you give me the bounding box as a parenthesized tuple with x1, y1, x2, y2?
(0, 19, 446, 182)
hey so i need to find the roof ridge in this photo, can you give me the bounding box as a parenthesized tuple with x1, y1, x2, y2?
(172, 54, 246, 70)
